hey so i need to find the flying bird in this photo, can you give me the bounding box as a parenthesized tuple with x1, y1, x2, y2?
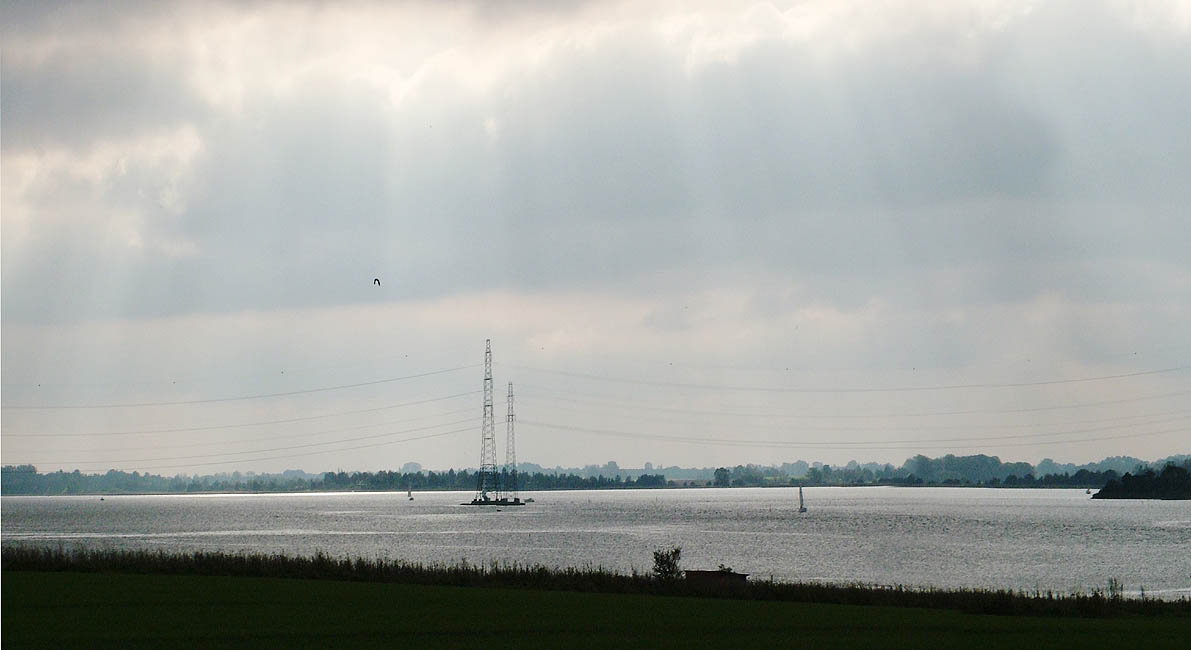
(373, 278, 381, 286)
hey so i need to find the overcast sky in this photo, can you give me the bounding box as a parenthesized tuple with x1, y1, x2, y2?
(3, 0, 1189, 475)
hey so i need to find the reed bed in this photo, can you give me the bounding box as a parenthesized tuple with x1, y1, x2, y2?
(3, 546, 1186, 619)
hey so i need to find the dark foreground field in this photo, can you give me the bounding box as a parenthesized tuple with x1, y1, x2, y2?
(4, 571, 1189, 650)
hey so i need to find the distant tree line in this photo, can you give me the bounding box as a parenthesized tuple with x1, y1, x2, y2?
(316, 469, 669, 491)
(0, 466, 316, 495)
(710, 454, 1188, 489)
(1092, 462, 1191, 499)
(0, 465, 670, 495)
(4, 453, 1187, 496)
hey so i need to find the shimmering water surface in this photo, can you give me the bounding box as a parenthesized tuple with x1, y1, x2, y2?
(4, 487, 1189, 597)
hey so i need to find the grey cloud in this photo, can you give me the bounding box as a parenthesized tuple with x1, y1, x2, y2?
(3, 2, 1189, 328)
(1, 51, 206, 151)
(993, 2, 1191, 203)
(1, 0, 212, 152)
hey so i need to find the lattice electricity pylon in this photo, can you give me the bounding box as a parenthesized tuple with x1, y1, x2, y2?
(474, 339, 501, 502)
(504, 381, 518, 498)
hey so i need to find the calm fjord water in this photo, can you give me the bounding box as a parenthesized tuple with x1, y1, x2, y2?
(4, 487, 1188, 597)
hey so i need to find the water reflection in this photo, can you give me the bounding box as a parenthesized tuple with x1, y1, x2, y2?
(3, 487, 1188, 597)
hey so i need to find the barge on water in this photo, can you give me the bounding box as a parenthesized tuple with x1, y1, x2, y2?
(462, 496, 525, 506)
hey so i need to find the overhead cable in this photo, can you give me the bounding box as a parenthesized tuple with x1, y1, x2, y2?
(517, 416, 1190, 449)
(31, 406, 479, 454)
(34, 426, 478, 473)
(516, 384, 1191, 419)
(1, 364, 480, 410)
(519, 397, 1191, 433)
(4, 391, 480, 437)
(501, 363, 1189, 394)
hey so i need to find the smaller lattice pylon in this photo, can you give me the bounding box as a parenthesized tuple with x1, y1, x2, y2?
(504, 381, 518, 498)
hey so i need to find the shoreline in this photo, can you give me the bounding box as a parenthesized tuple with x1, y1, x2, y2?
(0, 483, 1112, 498)
(3, 546, 1186, 618)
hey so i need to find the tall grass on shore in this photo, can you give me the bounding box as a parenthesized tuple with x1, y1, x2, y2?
(4, 546, 1186, 619)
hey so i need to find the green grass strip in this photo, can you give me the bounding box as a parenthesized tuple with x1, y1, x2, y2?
(4, 571, 1190, 650)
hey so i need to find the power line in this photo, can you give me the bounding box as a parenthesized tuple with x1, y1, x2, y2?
(1, 344, 485, 389)
(3, 391, 480, 437)
(30, 406, 480, 454)
(517, 383, 1191, 419)
(518, 416, 1190, 449)
(519, 419, 1185, 451)
(803, 414, 1191, 445)
(63, 426, 477, 473)
(501, 363, 1190, 394)
(520, 396, 1191, 433)
(518, 345, 1189, 376)
(23, 417, 478, 466)
(1, 364, 480, 410)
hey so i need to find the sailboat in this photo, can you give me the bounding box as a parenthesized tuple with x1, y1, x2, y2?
(407, 488, 414, 501)
(798, 486, 807, 513)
